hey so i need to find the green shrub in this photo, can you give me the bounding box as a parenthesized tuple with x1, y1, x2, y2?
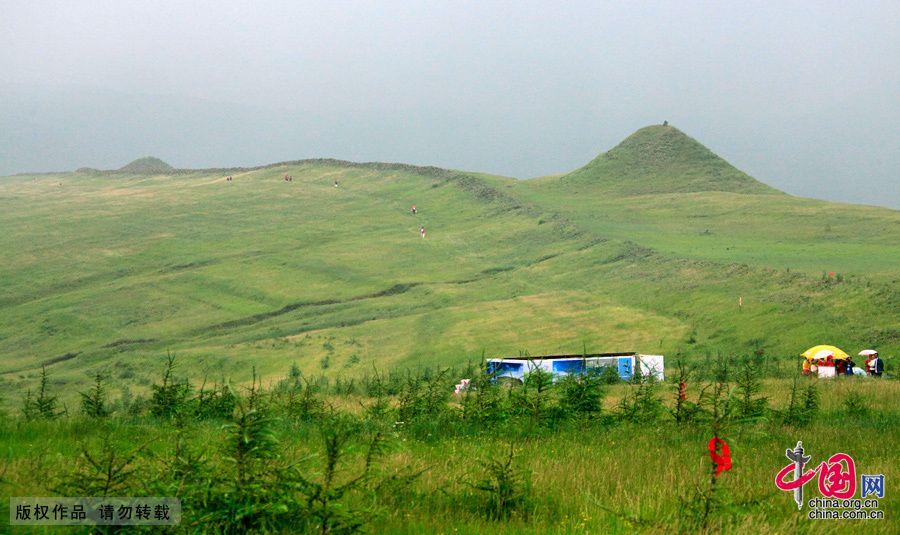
(801, 381, 820, 423)
(280, 378, 327, 422)
(616, 375, 663, 423)
(669, 359, 704, 424)
(150, 353, 191, 420)
(55, 435, 147, 497)
(699, 359, 733, 427)
(23, 365, 62, 420)
(734, 362, 768, 420)
(195, 380, 237, 420)
(396, 368, 451, 424)
(459, 364, 509, 426)
(79, 373, 110, 418)
(333, 376, 359, 395)
(845, 390, 872, 418)
(195, 402, 288, 533)
(226, 405, 279, 486)
(509, 368, 556, 426)
(557, 369, 605, 415)
(599, 365, 622, 384)
(470, 445, 531, 521)
(291, 417, 385, 534)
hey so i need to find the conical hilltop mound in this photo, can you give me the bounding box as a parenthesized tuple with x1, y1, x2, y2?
(562, 125, 782, 195)
(118, 156, 174, 174)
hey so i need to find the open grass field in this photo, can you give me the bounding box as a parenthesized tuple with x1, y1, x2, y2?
(1, 364, 897, 534)
(1, 126, 897, 406)
(0, 124, 897, 532)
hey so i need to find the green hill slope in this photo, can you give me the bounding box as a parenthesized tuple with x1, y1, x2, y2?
(118, 156, 174, 174)
(516, 125, 900, 280)
(0, 127, 897, 405)
(561, 124, 781, 195)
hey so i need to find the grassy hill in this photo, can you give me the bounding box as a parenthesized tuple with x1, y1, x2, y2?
(558, 125, 781, 195)
(0, 127, 897, 406)
(118, 156, 174, 174)
(516, 126, 899, 280)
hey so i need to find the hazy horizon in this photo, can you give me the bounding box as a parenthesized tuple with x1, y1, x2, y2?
(2, 1, 898, 208)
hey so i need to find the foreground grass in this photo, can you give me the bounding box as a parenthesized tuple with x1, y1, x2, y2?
(1, 369, 896, 534)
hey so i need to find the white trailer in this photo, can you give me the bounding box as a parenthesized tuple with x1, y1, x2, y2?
(486, 353, 665, 383)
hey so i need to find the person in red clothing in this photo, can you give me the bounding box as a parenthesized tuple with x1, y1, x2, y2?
(864, 355, 874, 375)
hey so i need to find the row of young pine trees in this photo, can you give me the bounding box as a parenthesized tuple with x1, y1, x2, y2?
(10, 354, 835, 533)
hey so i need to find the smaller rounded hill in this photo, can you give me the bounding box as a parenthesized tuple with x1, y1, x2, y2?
(118, 157, 174, 174)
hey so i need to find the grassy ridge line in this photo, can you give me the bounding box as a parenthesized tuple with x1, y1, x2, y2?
(75, 157, 588, 240)
(38, 158, 589, 241)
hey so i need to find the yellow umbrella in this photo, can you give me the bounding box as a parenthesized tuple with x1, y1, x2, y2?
(801, 345, 849, 360)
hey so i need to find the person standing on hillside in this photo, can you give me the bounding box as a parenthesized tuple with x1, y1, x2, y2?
(420, 226, 426, 239)
(870, 354, 884, 377)
(411, 204, 417, 215)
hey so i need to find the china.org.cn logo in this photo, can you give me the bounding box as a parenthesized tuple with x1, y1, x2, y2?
(774, 441, 885, 520)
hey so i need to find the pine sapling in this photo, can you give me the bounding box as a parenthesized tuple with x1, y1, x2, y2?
(470, 444, 531, 521)
(735, 361, 768, 420)
(80, 373, 110, 418)
(25, 365, 62, 419)
(150, 353, 191, 420)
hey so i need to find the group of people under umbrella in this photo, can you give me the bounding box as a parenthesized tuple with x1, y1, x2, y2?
(801, 345, 885, 378)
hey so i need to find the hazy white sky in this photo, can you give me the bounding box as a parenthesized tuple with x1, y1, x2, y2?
(2, 1, 898, 207)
